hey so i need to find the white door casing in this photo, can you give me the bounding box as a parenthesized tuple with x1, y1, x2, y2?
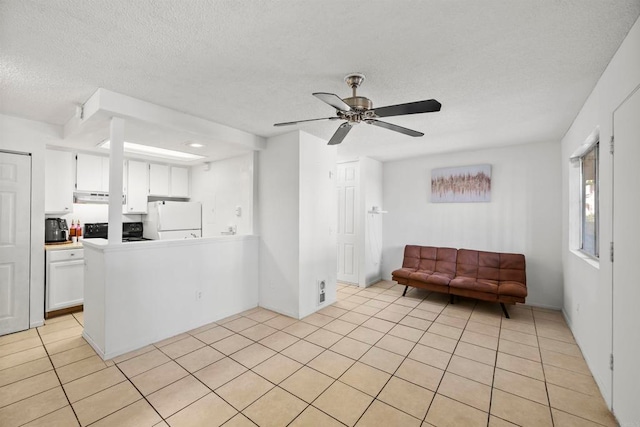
(337, 162, 359, 284)
(0, 151, 31, 336)
(612, 85, 640, 426)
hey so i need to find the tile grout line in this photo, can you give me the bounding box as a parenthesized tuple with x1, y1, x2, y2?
(110, 362, 170, 425)
(231, 292, 401, 425)
(349, 284, 512, 421)
(534, 310, 555, 427)
(486, 309, 504, 427)
(139, 313, 329, 425)
(33, 319, 83, 427)
(306, 308, 398, 427)
(422, 297, 478, 425)
(183, 318, 349, 426)
(347, 290, 469, 425)
(9, 286, 605, 427)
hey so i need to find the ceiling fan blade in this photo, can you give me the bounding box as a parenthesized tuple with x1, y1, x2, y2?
(366, 119, 424, 137)
(328, 122, 353, 145)
(374, 99, 441, 118)
(313, 92, 352, 112)
(274, 117, 338, 127)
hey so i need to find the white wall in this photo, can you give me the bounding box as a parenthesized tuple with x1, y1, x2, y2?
(259, 131, 337, 318)
(83, 236, 259, 359)
(190, 153, 254, 237)
(561, 16, 640, 413)
(382, 140, 563, 309)
(1, 114, 61, 328)
(258, 132, 300, 317)
(360, 157, 384, 286)
(299, 132, 337, 317)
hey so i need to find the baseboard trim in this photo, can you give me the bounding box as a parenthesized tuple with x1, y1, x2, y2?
(29, 320, 44, 328)
(82, 330, 106, 360)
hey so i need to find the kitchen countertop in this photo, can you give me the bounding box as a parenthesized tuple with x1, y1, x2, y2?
(44, 241, 84, 251)
(81, 234, 257, 252)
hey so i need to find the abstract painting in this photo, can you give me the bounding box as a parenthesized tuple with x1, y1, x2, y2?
(431, 164, 491, 203)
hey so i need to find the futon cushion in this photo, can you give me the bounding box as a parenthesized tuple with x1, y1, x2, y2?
(450, 277, 499, 294)
(393, 267, 417, 279)
(425, 272, 453, 286)
(402, 245, 421, 269)
(498, 281, 527, 298)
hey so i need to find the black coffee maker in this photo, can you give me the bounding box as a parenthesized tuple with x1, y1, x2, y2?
(45, 218, 69, 243)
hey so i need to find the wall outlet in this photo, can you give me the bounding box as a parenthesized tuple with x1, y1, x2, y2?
(196, 290, 202, 301)
(318, 280, 326, 305)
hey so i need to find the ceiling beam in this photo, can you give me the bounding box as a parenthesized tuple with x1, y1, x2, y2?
(63, 88, 265, 151)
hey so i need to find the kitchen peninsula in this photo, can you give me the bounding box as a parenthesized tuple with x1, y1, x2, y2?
(82, 235, 258, 360)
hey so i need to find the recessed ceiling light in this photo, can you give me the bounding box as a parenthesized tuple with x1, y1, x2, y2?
(101, 140, 206, 161)
(185, 141, 205, 148)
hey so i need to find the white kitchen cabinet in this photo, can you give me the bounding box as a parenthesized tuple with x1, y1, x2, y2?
(76, 153, 109, 192)
(45, 149, 75, 214)
(170, 166, 189, 197)
(123, 159, 149, 213)
(149, 163, 170, 196)
(46, 248, 84, 312)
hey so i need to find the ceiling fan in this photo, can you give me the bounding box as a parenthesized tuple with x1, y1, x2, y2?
(274, 73, 442, 145)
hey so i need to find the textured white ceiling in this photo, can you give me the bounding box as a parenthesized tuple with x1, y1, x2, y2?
(1, 1, 639, 161)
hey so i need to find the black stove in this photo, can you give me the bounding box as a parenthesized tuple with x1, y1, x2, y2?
(84, 222, 152, 242)
(83, 223, 108, 239)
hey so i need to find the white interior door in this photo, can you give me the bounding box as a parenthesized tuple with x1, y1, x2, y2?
(0, 151, 31, 336)
(612, 85, 640, 426)
(337, 162, 359, 284)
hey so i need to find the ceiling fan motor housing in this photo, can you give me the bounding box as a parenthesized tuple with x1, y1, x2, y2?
(343, 96, 373, 110)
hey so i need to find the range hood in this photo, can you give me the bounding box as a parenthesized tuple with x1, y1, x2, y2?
(73, 191, 125, 204)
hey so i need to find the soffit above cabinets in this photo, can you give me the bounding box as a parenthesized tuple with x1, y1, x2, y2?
(57, 89, 266, 166)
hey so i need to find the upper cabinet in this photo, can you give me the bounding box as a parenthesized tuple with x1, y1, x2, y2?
(45, 150, 75, 214)
(76, 153, 109, 192)
(149, 164, 190, 197)
(45, 152, 190, 212)
(123, 160, 149, 214)
(170, 166, 189, 197)
(149, 163, 170, 196)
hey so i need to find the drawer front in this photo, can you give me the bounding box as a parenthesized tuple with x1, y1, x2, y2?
(47, 249, 84, 262)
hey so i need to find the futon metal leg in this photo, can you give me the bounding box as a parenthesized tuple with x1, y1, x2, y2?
(402, 286, 409, 297)
(500, 303, 510, 319)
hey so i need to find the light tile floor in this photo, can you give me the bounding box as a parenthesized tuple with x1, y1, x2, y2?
(0, 282, 618, 426)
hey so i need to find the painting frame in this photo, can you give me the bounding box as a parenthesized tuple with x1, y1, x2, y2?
(431, 164, 492, 203)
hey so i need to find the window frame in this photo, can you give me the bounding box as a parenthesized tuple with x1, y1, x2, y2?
(579, 142, 599, 259)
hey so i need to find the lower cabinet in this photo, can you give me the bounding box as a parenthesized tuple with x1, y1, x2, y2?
(46, 249, 84, 312)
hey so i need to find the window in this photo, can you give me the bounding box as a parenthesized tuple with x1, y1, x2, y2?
(580, 143, 598, 257)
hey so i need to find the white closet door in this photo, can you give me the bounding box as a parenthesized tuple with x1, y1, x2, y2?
(0, 152, 31, 336)
(612, 86, 640, 426)
(336, 162, 359, 284)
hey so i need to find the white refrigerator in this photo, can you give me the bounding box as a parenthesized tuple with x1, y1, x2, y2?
(143, 201, 202, 240)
